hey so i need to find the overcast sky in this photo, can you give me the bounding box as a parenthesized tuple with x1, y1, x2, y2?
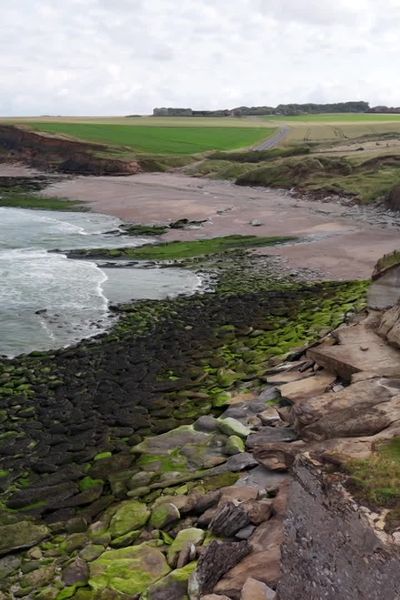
(1, 0, 399, 116)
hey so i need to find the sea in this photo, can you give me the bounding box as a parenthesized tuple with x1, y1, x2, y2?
(0, 207, 202, 357)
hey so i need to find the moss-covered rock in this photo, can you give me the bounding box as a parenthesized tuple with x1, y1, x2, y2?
(217, 417, 251, 439)
(225, 435, 245, 455)
(144, 561, 197, 599)
(150, 502, 181, 529)
(109, 500, 150, 539)
(89, 543, 170, 596)
(0, 520, 49, 555)
(167, 528, 205, 565)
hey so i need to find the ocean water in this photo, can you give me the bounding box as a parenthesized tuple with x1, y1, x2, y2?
(0, 207, 201, 357)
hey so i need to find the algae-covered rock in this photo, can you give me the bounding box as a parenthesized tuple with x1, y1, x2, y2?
(225, 435, 245, 455)
(217, 418, 251, 439)
(150, 502, 180, 529)
(0, 520, 49, 555)
(144, 562, 197, 600)
(109, 500, 150, 538)
(89, 543, 170, 596)
(80, 544, 105, 562)
(110, 529, 141, 548)
(167, 528, 205, 565)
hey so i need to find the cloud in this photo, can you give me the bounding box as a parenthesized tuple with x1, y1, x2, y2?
(0, 0, 399, 115)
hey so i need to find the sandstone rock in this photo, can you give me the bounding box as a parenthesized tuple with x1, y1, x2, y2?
(89, 543, 170, 596)
(267, 369, 313, 385)
(308, 323, 400, 380)
(378, 303, 400, 348)
(257, 408, 281, 426)
(242, 500, 273, 525)
(214, 548, 281, 599)
(219, 486, 259, 504)
(109, 499, 150, 538)
(279, 371, 336, 404)
(241, 577, 276, 600)
(253, 442, 305, 471)
(200, 595, 232, 600)
(0, 520, 49, 555)
(368, 268, 400, 309)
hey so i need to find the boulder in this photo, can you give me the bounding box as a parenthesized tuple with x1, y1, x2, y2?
(109, 499, 150, 538)
(62, 558, 89, 586)
(225, 436, 245, 455)
(246, 426, 297, 449)
(89, 543, 170, 596)
(0, 521, 49, 555)
(378, 303, 400, 348)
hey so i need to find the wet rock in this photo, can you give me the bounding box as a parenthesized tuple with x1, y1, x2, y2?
(79, 544, 105, 562)
(0, 520, 49, 555)
(194, 416, 220, 432)
(0, 554, 21, 578)
(21, 564, 55, 589)
(217, 418, 251, 439)
(235, 525, 256, 540)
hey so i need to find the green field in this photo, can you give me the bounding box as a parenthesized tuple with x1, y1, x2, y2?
(26, 122, 275, 154)
(264, 113, 400, 123)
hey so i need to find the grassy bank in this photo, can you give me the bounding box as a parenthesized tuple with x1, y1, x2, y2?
(0, 192, 85, 211)
(65, 235, 295, 261)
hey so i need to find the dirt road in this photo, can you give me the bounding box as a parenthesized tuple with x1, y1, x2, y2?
(39, 171, 400, 281)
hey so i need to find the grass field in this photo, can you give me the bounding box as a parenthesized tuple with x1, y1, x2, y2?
(24, 121, 275, 155)
(264, 113, 400, 123)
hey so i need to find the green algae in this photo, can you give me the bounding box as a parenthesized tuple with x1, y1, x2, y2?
(109, 500, 150, 538)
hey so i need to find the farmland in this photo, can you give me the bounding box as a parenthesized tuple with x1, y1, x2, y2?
(22, 120, 276, 155)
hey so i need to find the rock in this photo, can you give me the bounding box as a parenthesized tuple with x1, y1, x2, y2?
(292, 378, 400, 440)
(80, 544, 105, 561)
(0, 555, 21, 578)
(109, 499, 150, 538)
(0, 520, 49, 555)
(189, 540, 251, 598)
(110, 529, 141, 548)
(246, 426, 297, 449)
(209, 502, 251, 537)
(225, 436, 245, 455)
(194, 416, 220, 432)
(146, 562, 197, 599)
(307, 323, 400, 381)
(242, 500, 273, 525)
(167, 528, 205, 566)
(378, 303, 400, 347)
(253, 442, 305, 471)
(236, 465, 288, 491)
(220, 486, 259, 504)
(62, 558, 89, 586)
(235, 525, 256, 540)
(257, 387, 279, 403)
(279, 372, 336, 404)
(89, 543, 171, 596)
(257, 408, 281, 426)
(150, 503, 181, 529)
(21, 564, 55, 588)
(200, 596, 232, 600)
(267, 369, 313, 385)
(214, 548, 281, 598)
(218, 418, 251, 439)
(187, 490, 221, 515)
(241, 577, 276, 600)
(369, 265, 400, 309)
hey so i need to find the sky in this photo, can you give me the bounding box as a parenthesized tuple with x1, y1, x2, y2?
(1, 0, 400, 116)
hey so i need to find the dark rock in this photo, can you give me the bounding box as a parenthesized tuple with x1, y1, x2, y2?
(209, 502, 251, 537)
(62, 557, 89, 586)
(246, 427, 297, 449)
(189, 540, 251, 596)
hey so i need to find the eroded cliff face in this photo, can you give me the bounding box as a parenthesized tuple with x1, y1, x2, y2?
(278, 456, 400, 600)
(0, 125, 142, 175)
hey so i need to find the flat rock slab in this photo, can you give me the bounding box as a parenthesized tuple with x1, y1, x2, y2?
(246, 427, 297, 449)
(308, 324, 400, 381)
(279, 372, 336, 404)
